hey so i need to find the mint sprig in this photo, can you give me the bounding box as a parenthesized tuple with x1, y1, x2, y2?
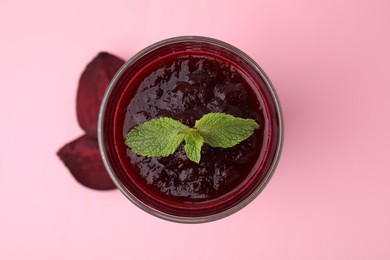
(125, 113, 259, 163)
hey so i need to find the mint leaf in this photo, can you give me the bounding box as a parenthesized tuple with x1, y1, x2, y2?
(184, 130, 204, 163)
(195, 113, 258, 148)
(125, 117, 189, 157)
(125, 112, 259, 164)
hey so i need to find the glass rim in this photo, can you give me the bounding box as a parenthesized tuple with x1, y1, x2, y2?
(98, 35, 284, 223)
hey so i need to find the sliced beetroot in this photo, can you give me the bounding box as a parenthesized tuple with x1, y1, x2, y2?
(76, 52, 125, 137)
(57, 135, 116, 190)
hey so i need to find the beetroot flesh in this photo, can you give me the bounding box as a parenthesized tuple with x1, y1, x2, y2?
(76, 52, 125, 137)
(57, 135, 116, 190)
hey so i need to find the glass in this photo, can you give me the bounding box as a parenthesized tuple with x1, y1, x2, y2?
(98, 36, 283, 223)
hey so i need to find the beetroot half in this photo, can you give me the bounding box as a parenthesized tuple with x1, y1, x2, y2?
(76, 52, 125, 137)
(57, 135, 116, 190)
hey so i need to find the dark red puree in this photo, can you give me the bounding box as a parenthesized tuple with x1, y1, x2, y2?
(115, 51, 268, 205)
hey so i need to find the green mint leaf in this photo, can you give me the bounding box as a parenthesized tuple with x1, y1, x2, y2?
(195, 113, 259, 148)
(184, 130, 204, 163)
(125, 112, 259, 164)
(125, 117, 190, 157)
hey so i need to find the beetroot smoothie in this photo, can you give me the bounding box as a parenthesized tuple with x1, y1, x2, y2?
(99, 37, 283, 222)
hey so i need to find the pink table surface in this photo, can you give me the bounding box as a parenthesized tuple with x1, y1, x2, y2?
(1, 0, 389, 259)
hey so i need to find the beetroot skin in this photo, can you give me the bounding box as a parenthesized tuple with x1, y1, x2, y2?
(76, 52, 125, 137)
(57, 135, 116, 190)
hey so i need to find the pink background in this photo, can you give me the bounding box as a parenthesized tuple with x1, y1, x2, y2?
(1, 0, 389, 259)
